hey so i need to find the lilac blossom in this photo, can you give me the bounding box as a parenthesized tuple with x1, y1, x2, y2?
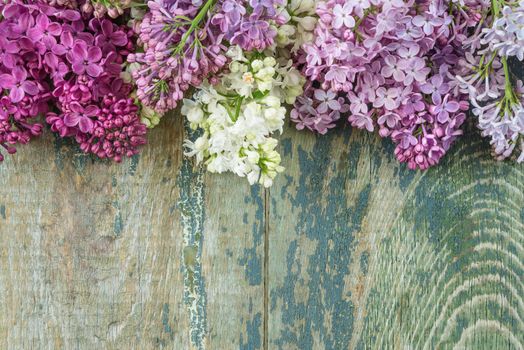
(130, 0, 287, 113)
(291, 0, 477, 170)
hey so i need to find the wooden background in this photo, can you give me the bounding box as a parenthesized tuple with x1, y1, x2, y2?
(0, 113, 523, 350)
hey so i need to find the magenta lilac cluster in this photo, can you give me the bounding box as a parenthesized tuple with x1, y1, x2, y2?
(0, 1, 146, 163)
(0, 2, 52, 162)
(291, 0, 475, 170)
(128, 0, 287, 113)
(45, 16, 146, 162)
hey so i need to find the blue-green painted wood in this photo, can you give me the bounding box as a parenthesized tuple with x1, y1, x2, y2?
(0, 111, 523, 350)
(269, 123, 524, 350)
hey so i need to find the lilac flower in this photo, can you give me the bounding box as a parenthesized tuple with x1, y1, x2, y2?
(0, 37, 19, 69)
(411, 15, 442, 36)
(28, 13, 62, 49)
(93, 19, 128, 53)
(222, 1, 246, 25)
(63, 102, 99, 133)
(71, 42, 103, 77)
(433, 95, 461, 124)
(373, 87, 400, 110)
(314, 89, 341, 113)
(381, 56, 405, 83)
(0, 67, 39, 103)
(419, 74, 450, 105)
(0, 97, 18, 120)
(332, 3, 355, 29)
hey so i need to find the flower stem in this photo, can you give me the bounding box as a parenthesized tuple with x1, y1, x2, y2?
(491, 0, 517, 106)
(174, 0, 216, 55)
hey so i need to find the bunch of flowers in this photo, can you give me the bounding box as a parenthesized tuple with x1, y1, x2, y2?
(3, 0, 524, 185)
(181, 47, 305, 187)
(290, 0, 475, 170)
(128, 0, 288, 115)
(0, 2, 54, 162)
(44, 15, 147, 162)
(0, 1, 147, 163)
(457, 0, 524, 162)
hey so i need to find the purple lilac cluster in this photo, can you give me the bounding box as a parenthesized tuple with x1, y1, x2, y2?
(128, 0, 287, 114)
(291, 0, 475, 170)
(0, 2, 55, 162)
(43, 15, 147, 162)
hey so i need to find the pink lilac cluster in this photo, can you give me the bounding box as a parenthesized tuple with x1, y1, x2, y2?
(291, 0, 475, 170)
(0, 1, 53, 162)
(128, 0, 287, 113)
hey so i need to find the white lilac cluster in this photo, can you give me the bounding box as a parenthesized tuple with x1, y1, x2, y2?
(181, 47, 305, 187)
(277, 0, 317, 53)
(457, 0, 524, 162)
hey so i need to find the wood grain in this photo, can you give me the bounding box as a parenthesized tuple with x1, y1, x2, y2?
(269, 124, 524, 350)
(0, 115, 523, 349)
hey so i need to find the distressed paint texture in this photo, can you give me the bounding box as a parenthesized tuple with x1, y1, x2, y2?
(269, 124, 524, 350)
(0, 114, 523, 350)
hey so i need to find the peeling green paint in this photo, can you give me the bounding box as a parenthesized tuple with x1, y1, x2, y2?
(178, 125, 207, 350)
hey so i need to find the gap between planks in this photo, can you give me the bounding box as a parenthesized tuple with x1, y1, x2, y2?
(263, 188, 270, 350)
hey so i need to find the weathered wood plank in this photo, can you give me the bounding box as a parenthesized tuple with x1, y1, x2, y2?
(269, 123, 524, 349)
(180, 127, 266, 349)
(0, 115, 193, 349)
(0, 113, 266, 349)
(201, 176, 265, 349)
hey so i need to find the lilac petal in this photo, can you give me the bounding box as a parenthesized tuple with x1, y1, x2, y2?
(431, 92, 442, 106)
(61, 10, 81, 21)
(19, 38, 34, 51)
(86, 64, 102, 77)
(77, 33, 94, 45)
(27, 28, 44, 42)
(84, 105, 100, 116)
(12, 67, 27, 82)
(0, 74, 16, 88)
(48, 23, 62, 36)
(445, 101, 460, 113)
(111, 31, 128, 46)
(36, 14, 49, 29)
(63, 113, 80, 127)
(5, 41, 19, 54)
(437, 112, 449, 124)
(78, 117, 94, 133)
(87, 46, 102, 62)
(72, 63, 85, 75)
(327, 100, 341, 111)
(101, 20, 113, 37)
(3, 55, 16, 69)
(69, 102, 83, 113)
(3, 4, 21, 19)
(43, 36, 57, 49)
(61, 31, 74, 47)
(21, 81, 39, 95)
(9, 87, 25, 103)
(72, 42, 87, 60)
(52, 44, 67, 56)
(111, 78, 123, 92)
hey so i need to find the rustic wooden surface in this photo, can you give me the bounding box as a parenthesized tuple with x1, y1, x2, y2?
(0, 113, 523, 349)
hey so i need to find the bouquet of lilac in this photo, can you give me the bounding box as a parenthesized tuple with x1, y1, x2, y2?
(1, 0, 523, 186)
(128, 0, 288, 115)
(291, 0, 476, 170)
(457, 0, 524, 162)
